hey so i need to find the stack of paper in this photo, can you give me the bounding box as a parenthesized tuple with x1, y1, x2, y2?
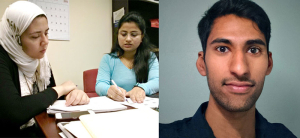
(121, 97, 159, 109)
(64, 108, 158, 138)
(47, 97, 127, 114)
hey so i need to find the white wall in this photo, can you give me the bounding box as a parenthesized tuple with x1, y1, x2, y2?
(159, 0, 300, 137)
(0, 0, 112, 90)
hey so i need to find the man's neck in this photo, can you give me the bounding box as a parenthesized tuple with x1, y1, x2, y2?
(205, 96, 256, 138)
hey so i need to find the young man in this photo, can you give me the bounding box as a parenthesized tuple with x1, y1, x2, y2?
(159, 0, 296, 137)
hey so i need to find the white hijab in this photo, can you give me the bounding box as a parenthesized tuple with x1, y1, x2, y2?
(0, 1, 51, 92)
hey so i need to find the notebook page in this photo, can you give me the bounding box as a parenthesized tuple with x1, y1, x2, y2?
(79, 108, 158, 138)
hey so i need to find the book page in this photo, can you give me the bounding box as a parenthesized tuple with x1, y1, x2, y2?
(80, 109, 158, 138)
(64, 121, 92, 138)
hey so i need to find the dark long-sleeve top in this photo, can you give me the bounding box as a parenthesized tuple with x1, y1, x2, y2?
(160, 102, 296, 138)
(0, 45, 58, 136)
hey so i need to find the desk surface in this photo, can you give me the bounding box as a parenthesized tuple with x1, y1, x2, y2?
(35, 93, 158, 137)
(35, 111, 61, 138)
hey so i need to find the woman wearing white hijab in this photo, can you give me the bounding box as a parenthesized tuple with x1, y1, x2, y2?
(0, 1, 89, 136)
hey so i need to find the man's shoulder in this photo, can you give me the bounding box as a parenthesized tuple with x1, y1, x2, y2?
(159, 117, 215, 138)
(263, 123, 296, 138)
(159, 117, 194, 138)
(159, 102, 214, 138)
(256, 110, 296, 137)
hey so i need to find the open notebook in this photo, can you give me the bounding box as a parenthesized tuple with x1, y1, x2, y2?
(47, 96, 127, 114)
(64, 108, 158, 138)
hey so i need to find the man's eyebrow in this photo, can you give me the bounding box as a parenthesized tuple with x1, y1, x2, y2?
(210, 38, 231, 45)
(246, 39, 266, 46)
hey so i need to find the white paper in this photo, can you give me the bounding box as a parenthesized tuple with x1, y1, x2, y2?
(121, 97, 159, 109)
(47, 97, 127, 114)
(64, 121, 92, 138)
(80, 109, 159, 138)
(113, 7, 125, 27)
(58, 132, 67, 138)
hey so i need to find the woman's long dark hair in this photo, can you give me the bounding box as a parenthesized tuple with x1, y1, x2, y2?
(110, 11, 156, 83)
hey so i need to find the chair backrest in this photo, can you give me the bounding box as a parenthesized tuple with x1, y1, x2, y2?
(83, 69, 99, 97)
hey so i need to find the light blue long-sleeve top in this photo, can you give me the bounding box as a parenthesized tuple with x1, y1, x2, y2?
(95, 52, 159, 96)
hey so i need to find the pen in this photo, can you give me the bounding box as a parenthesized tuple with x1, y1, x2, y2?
(111, 80, 128, 102)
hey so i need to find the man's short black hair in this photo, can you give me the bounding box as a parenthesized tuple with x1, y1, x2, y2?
(198, 0, 271, 59)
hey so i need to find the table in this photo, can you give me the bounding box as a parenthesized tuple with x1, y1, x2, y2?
(35, 111, 61, 138)
(35, 106, 135, 137)
(35, 93, 159, 137)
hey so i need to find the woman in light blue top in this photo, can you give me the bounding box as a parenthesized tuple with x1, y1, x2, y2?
(95, 12, 159, 103)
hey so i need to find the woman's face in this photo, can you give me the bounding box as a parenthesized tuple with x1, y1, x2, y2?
(21, 16, 49, 59)
(118, 22, 143, 53)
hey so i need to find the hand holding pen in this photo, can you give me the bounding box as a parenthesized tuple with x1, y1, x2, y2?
(107, 80, 127, 102)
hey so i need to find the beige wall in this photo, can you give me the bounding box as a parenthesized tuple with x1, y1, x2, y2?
(0, 0, 112, 90)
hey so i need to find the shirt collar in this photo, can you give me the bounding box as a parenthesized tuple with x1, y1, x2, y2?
(190, 101, 270, 137)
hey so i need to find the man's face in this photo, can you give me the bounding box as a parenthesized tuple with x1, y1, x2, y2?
(197, 14, 273, 112)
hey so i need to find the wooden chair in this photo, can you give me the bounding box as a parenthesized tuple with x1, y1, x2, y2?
(83, 69, 99, 97)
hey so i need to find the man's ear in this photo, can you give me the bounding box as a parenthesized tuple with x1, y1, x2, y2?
(196, 51, 207, 76)
(266, 51, 273, 75)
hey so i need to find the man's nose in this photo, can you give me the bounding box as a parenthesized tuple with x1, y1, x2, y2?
(229, 51, 249, 77)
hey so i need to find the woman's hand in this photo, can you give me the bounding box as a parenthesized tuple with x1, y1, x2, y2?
(126, 87, 145, 103)
(65, 89, 90, 106)
(53, 81, 77, 98)
(107, 85, 126, 101)
(52, 81, 90, 106)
